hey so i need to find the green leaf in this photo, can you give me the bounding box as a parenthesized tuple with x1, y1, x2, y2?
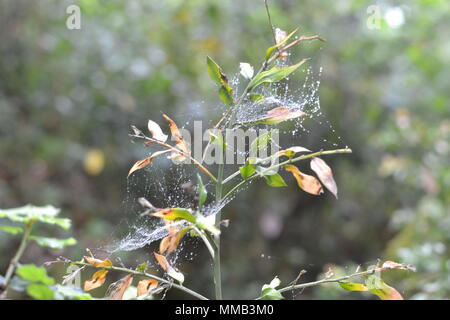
(197, 174, 207, 210)
(339, 282, 369, 292)
(27, 283, 54, 300)
(136, 262, 148, 272)
(30, 236, 77, 250)
(206, 56, 225, 86)
(249, 93, 265, 102)
(0, 225, 23, 235)
(0, 205, 71, 229)
(250, 130, 273, 156)
(16, 265, 55, 285)
(265, 28, 299, 60)
(365, 275, 403, 300)
(264, 173, 287, 187)
(259, 276, 284, 300)
(54, 284, 94, 300)
(239, 163, 255, 179)
(218, 85, 234, 106)
(248, 59, 308, 91)
(152, 208, 196, 223)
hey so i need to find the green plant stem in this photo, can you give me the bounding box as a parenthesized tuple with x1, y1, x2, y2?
(1, 221, 34, 294)
(57, 260, 209, 300)
(223, 148, 352, 201)
(213, 162, 224, 300)
(275, 266, 386, 296)
(193, 226, 215, 259)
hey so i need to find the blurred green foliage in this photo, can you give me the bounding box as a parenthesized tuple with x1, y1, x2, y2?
(0, 0, 449, 299)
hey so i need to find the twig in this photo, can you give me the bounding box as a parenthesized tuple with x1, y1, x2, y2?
(223, 148, 352, 201)
(130, 134, 218, 183)
(52, 260, 209, 300)
(0, 220, 34, 297)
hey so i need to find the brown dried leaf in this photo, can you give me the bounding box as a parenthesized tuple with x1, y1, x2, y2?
(310, 157, 338, 198)
(162, 114, 191, 163)
(137, 279, 159, 297)
(107, 274, 134, 300)
(258, 107, 305, 125)
(84, 269, 108, 291)
(382, 261, 416, 272)
(285, 164, 323, 195)
(84, 256, 113, 268)
(127, 150, 171, 177)
(154, 252, 170, 272)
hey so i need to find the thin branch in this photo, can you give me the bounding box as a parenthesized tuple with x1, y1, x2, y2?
(223, 148, 352, 201)
(52, 260, 209, 300)
(0, 221, 34, 297)
(193, 226, 215, 259)
(277, 266, 385, 295)
(130, 134, 218, 183)
(264, 0, 277, 45)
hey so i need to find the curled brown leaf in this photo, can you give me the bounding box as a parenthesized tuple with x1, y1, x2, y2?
(162, 114, 191, 163)
(310, 157, 338, 199)
(127, 150, 171, 177)
(84, 269, 108, 291)
(137, 279, 159, 297)
(285, 164, 323, 195)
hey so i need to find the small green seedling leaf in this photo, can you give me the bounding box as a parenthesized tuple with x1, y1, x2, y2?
(339, 282, 369, 292)
(264, 173, 287, 187)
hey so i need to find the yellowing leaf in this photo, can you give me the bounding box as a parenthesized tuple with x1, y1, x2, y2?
(285, 164, 323, 195)
(127, 150, 171, 177)
(366, 276, 403, 300)
(255, 107, 305, 125)
(137, 279, 159, 297)
(339, 282, 368, 292)
(107, 274, 134, 300)
(147, 119, 168, 143)
(151, 208, 196, 223)
(310, 157, 338, 199)
(84, 269, 108, 291)
(162, 114, 191, 163)
(84, 256, 113, 268)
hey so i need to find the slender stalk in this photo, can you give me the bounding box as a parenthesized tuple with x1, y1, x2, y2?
(276, 266, 385, 295)
(130, 134, 218, 183)
(223, 148, 352, 201)
(52, 260, 209, 300)
(1, 221, 34, 296)
(193, 226, 215, 259)
(213, 162, 224, 300)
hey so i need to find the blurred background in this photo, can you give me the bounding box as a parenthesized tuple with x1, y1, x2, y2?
(0, 0, 449, 299)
